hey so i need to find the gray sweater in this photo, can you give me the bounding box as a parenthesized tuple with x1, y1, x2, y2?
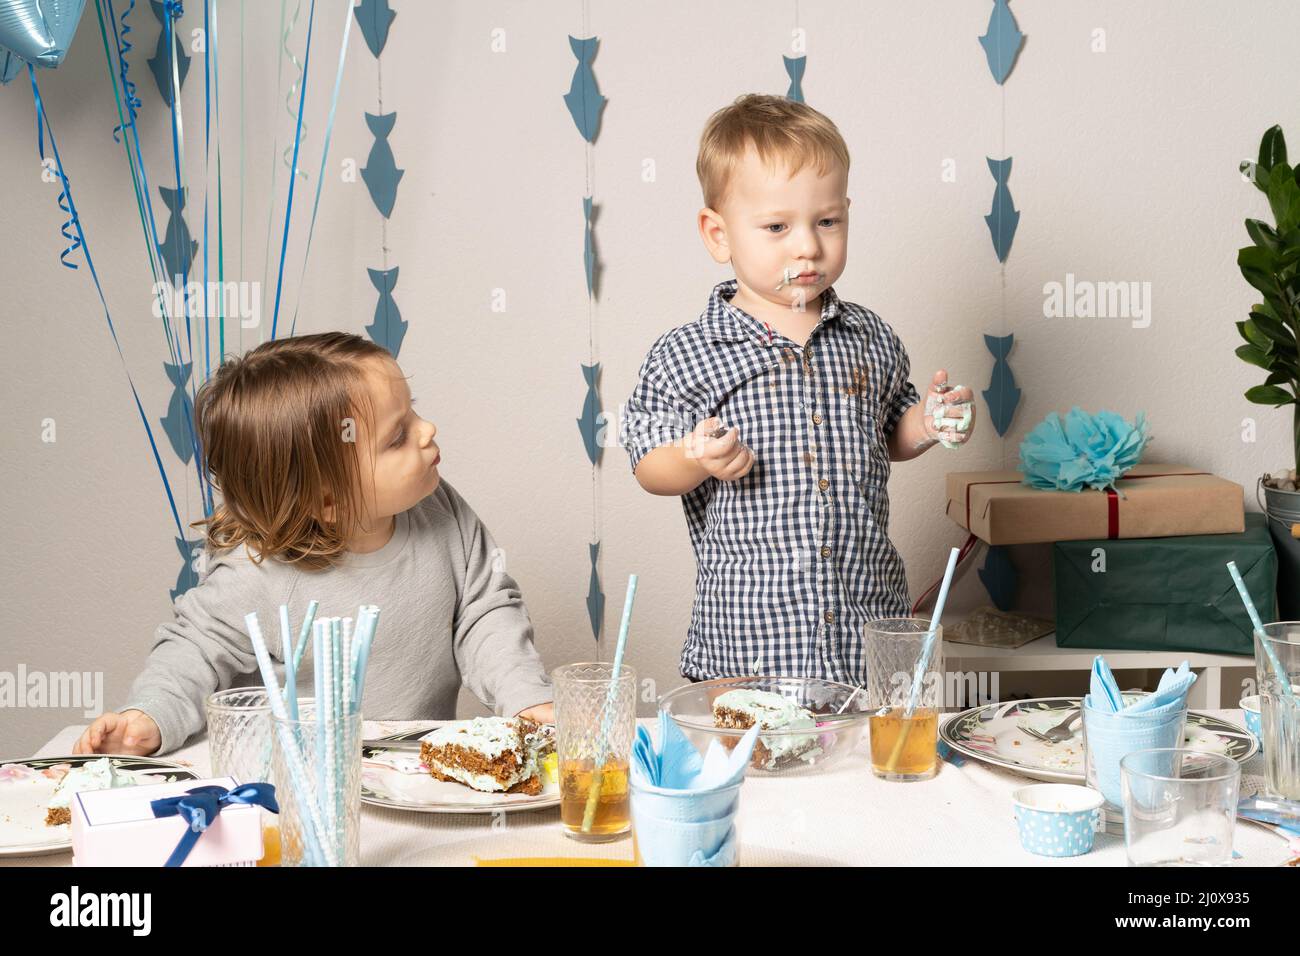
(121, 480, 554, 754)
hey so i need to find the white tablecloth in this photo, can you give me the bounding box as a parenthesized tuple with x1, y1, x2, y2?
(6, 713, 1291, 866)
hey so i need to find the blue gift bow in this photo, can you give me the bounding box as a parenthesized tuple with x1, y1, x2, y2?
(150, 783, 278, 867)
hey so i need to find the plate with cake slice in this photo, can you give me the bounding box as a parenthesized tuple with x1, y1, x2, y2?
(361, 716, 561, 813)
(0, 755, 199, 857)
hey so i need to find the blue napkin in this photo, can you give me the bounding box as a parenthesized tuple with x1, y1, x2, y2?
(1087, 656, 1196, 716)
(629, 712, 759, 866)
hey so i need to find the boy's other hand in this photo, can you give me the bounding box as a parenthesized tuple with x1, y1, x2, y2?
(73, 710, 161, 756)
(516, 702, 555, 725)
(685, 417, 755, 482)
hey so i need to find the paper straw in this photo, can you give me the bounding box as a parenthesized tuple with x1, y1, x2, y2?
(1227, 561, 1296, 702)
(582, 574, 638, 833)
(245, 612, 336, 866)
(341, 617, 354, 717)
(885, 546, 960, 773)
(836, 684, 863, 715)
(292, 599, 319, 673)
(352, 605, 379, 712)
(279, 605, 299, 720)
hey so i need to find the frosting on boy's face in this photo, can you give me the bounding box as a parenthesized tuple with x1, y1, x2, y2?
(705, 144, 849, 317)
(357, 356, 441, 522)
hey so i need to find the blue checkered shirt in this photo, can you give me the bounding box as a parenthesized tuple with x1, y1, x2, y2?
(620, 279, 921, 685)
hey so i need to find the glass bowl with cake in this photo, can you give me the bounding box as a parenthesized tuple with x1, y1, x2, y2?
(658, 676, 870, 776)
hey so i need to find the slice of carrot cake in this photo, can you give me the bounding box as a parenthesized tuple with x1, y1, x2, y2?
(418, 717, 550, 795)
(712, 689, 824, 771)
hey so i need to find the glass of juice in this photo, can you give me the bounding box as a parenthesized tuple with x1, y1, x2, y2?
(864, 618, 943, 782)
(553, 662, 637, 842)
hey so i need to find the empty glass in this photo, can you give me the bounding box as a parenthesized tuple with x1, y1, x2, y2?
(1120, 749, 1240, 867)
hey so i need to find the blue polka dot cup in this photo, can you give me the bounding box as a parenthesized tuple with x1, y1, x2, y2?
(1239, 695, 1262, 751)
(1012, 784, 1104, 857)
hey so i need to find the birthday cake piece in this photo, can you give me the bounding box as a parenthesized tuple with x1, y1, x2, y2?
(418, 717, 553, 795)
(712, 689, 824, 770)
(45, 758, 137, 826)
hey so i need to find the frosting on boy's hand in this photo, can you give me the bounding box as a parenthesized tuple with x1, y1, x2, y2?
(684, 416, 755, 482)
(922, 370, 975, 449)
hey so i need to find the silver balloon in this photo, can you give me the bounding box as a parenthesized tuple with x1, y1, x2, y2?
(0, 0, 87, 68)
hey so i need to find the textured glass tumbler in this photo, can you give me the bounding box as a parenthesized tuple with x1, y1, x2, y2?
(1120, 749, 1240, 867)
(206, 688, 276, 787)
(1254, 627, 1300, 799)
(553, 662, 636, 843)
(864, 618, 943, 782)
(271, 699, 362, 867)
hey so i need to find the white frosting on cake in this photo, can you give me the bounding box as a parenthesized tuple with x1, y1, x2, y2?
(418, 717, 540, 793)
(48, 757, 135, 810)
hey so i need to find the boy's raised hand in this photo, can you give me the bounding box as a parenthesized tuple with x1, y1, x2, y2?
(685, 417, 755, 482)
(73, 709, 161, 757)
(922, 370, 976, 448)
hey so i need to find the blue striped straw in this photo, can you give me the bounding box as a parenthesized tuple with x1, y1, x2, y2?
(351, 606, 379, 712)
(279, 605, 298, 720)
(582, 574, 638, 833)
(1227, 561, 1296, 702)
(292, 599, 319, 674)
(902, 547, 961, 718)
(245, 612, 335, 866)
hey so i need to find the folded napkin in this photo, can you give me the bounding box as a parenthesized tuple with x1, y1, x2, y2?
(629, 712, 759, 866)
(1084, 656, 1196, 807)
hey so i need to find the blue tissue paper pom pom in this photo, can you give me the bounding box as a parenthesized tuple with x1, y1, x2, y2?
(1018, 408, 1149, 492)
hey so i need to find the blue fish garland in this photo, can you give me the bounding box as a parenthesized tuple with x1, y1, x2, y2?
(577, 363, 603, 465)
(978, 0, 1024, 85)
(978, 545, 1018, 611)
(981, 333, 1021, 436)
(160, 360, 195, 463)
(147, 0, 189, 107)
(361, 110, 403, 218)
(783, 54, 805, 102)
(586, 541, 605, 641)
(563, 35, 605, 143)
(156, 185, 198, 283)
(582, 195, 598, 297)
(365, 266, 406, 357)
(984, 156, 1019, 263)
(353, 0, 395, 58)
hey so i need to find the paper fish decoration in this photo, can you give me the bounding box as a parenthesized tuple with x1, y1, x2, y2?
(582, 196, 598, 297)
(353, 0, 395, 58)
(0, 0, 86, 68)
(170, 535, 204, 601)
(563, 35, 606, 143)
(157, 186, 198, 283)
(361, 111, 403, 218)
(577, 363, 603, 465)
(978, 0, 1024, 85)
(160, 360, 195, 463)
(586, 541, 605, 641)
(365, 267, 406, 358)
(984, 157, 1019, 263)
(978, 545, 1018, 612)
(783, 55, 806, 103)
(148, 0, 190, 107)
(981, 333, 1021, 436)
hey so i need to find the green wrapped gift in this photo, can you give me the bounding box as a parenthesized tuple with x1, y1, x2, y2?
(1054, 513, 1277, 655)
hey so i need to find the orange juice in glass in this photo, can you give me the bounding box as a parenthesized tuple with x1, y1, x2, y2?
(553, 662, 637, 842)
(865, 618, 943, 782)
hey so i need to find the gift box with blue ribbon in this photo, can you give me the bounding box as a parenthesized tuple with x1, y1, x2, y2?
(71, 776, 276, 867)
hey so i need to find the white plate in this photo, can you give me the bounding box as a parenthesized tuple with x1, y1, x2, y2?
(0, 755, 200, 857)
(361, 730, 559, 814)
(939, 696, 1258, 783)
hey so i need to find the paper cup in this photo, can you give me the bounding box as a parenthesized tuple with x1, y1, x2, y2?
(1012, 784, 1104, 858)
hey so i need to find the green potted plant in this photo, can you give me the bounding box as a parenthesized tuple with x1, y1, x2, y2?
(1237, 124, 1300, 616)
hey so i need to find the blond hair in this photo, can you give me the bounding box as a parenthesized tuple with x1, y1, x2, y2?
(696, 93, 851, 211)
(190, 332, 397, 571)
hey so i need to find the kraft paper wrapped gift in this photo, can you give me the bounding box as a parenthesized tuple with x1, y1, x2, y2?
(72, 776, 265, 867)
(945, 463, 1244, 545)
(1053, 513, 1277, 655)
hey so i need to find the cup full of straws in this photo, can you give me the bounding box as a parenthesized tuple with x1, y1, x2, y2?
(246, 603, 380, 867)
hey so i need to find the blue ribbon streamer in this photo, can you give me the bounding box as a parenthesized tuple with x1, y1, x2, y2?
(150, 783, 279, 867)
(270, 0, 315, 340)
(288, 0, 352, 338)
(28, 64, 186, 541)
(110, 0, 141, 143)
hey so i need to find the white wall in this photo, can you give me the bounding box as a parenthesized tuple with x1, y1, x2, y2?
(2, 0, 1297, 755)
